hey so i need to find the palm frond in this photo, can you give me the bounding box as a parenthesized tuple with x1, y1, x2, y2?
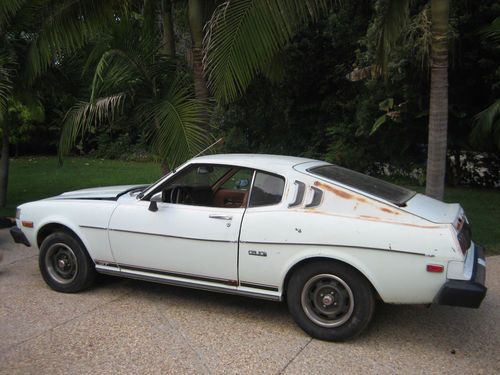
(472, 99, 500, 150)
(405, 4, 432, 69)
(373, 0, 410, 76)
(0, 0, 26, 28)
(0, 50, 17, 119)
(481, 16, 500, 47)
(90, 48, 149, 101)
(203, 0, 331, 103)
(259, 51, 285, 84)
(25, 0, 118, 83)
(58, 93, 127, 157)
(86, 15, 160, 96)
(141, 0, 158, 55)
(138, 75, 211, 168)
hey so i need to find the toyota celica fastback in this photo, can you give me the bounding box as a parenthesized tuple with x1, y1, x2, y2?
(10, 154, 487, 341)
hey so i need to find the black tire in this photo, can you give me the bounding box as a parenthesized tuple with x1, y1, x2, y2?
(287, 261, 375, 341)
(39, 231, 96, 293)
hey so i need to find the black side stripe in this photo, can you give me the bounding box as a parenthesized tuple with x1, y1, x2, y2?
(80, 225, 107, 230)
(114, 262, 238, 286)
(109, 228, 236, 243)
(240, 282, 279, 292)
(95, 261, 279, 292)
(239, 240, 431, 257)
(80, 225, 236, 243)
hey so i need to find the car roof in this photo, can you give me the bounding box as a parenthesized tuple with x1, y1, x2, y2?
(191, 153, 321, 174)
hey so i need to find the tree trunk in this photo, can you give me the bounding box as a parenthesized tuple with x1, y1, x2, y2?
(0, 122, 10, 207)
(156, 0, 175, 176)
(161, 0, 176, 57)
(188, 0, 210, 130)
(425, 0, 449, 201)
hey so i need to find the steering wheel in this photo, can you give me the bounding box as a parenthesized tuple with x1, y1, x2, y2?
(170, 186, 182, 203)
(170, 186, 194, 204)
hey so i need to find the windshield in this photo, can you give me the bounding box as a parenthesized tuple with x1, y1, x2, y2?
(308, 165, 416, 206)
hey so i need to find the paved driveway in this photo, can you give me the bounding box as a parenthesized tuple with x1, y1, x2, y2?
(0, 228, 499, 374)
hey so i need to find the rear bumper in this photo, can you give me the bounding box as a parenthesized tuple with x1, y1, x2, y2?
(10, 227, 31, 247)
(435, 245, 487, 308)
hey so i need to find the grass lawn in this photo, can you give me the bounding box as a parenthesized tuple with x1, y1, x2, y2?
(2, 156, 160, 217)
(3, 156, 499, 255)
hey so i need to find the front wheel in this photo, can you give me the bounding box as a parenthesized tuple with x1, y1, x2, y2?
(287, 261, 375, 341)
(39, 232, 96, 293)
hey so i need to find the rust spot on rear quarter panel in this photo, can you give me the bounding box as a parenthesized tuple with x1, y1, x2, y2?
(359, 215, 379, 220)
(301, 210, 441, 228)
(380, 207, 400, 215)
(315, 181, 353, 199)
(315, 180, 403, 215)
(314, 181, 370, 203)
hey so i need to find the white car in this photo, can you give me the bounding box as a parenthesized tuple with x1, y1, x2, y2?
(11, 154, 487, 341)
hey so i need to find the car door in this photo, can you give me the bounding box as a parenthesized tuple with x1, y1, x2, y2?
(238, 171, 289, 290)
(108, 164, 252, 285)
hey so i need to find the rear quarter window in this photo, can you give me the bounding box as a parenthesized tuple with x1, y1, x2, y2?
(249, 172, 285, 207)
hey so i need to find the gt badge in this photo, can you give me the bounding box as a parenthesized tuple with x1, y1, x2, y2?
(248, 250, 267, 257)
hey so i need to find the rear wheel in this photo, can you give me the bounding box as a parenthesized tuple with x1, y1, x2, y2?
(39, 232, 96, 293)
(287, 261, 375, 341)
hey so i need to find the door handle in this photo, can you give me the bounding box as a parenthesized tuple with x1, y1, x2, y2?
(209, 215, 233, 220)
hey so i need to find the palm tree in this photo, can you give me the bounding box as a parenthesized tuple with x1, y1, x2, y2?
(424, 0, 449, 200)
(203, 0, 452, 200)
(472, 16, 500, 150)
(0, 0, 122, 207)
(0, 0, 210, 208)
(0, 50, 16, 207)
(0, 0, 48, 207)
(188, 0, 210, 104)
(59, 14, 209, 171)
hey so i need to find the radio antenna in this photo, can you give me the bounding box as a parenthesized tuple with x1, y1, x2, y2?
(193, 138, 224, 158)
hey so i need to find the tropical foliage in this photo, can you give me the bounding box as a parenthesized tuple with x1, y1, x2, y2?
(59, 14, 209, 170)
(0, 0, 498, 207)
(203, 0, 331, 103)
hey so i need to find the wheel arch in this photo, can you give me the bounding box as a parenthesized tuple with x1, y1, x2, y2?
(37, 222, 89, 255)
(281, 256, 381, 300)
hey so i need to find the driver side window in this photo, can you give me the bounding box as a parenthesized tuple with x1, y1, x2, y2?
(157, 164, 252, 208)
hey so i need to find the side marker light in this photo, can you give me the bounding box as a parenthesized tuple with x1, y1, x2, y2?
(426, 264, 444, 273)
(21, 221, 34, 228)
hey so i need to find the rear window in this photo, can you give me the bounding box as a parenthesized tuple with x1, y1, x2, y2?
(308, 165, 415, 206)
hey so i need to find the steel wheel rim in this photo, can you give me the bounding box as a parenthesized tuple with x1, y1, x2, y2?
(300, 273, 354, 328)
(45, 243, 78, 284)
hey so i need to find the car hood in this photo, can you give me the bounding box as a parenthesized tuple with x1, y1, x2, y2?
(51, 185, 146, 200)
(400, 193, 462, 224)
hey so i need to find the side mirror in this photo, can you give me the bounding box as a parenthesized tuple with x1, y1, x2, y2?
(148, 201, 158, 212)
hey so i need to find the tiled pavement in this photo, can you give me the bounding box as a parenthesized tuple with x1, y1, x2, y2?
(1, 229, 498, 374)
